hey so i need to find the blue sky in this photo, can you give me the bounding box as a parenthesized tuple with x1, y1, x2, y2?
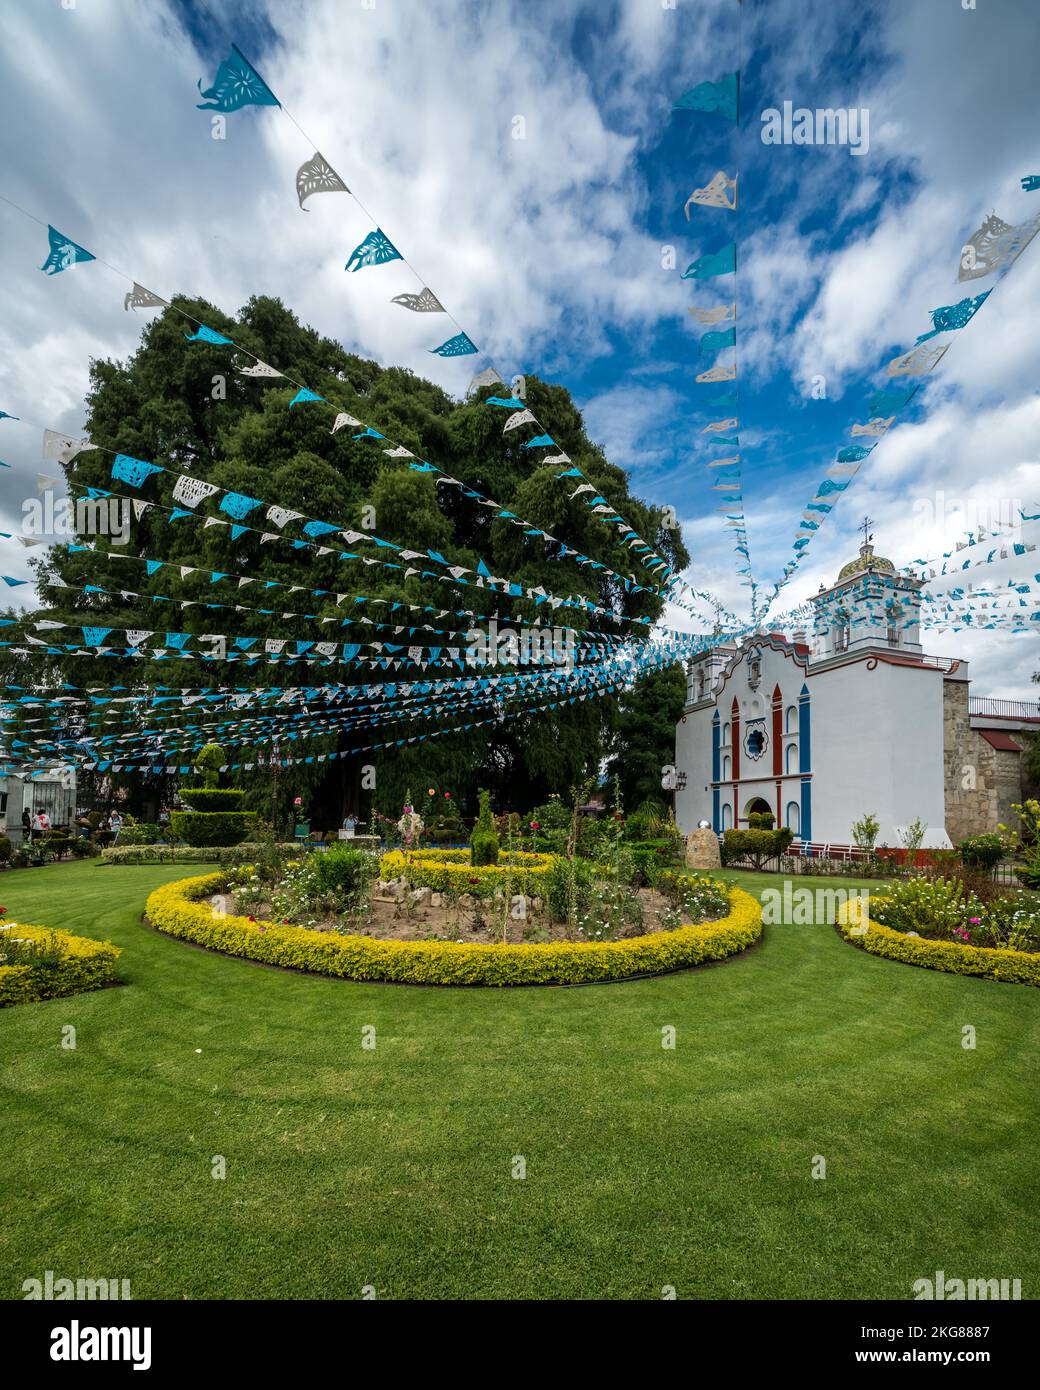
(0, 0, 1037, 691)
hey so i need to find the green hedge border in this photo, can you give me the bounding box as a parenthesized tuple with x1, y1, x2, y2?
(0, 923, 121, 1006)
(839, 909, 1040, 987)
(100, 843, 307, 866)
(145, 872, 762, 987)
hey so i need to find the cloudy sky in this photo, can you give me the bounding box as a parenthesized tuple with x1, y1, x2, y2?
(0, 0, 1037, 693)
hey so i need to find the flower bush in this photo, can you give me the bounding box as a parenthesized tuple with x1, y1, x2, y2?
(381, 848, 553, 899)
(0, 918, 120, 1006)
(867, 875, 1040, 952)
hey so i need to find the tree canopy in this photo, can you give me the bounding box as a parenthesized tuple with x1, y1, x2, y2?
(16, 294, 689, 824)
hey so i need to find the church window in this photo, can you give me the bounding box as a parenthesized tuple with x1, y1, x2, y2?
(723, 721, 731, 745)
(887, 603, 902, 648)
(696, 668, 706, 698)
(785, 704, 798, 733)
(721, 754, 731, 781)
(834, 611, 851, 653)
(785, 742, 799, 774)
(785, 801, 801, 835)
(721, 803, 733, 831)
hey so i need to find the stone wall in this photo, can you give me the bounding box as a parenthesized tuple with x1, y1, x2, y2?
(942, 680, 1025, 842)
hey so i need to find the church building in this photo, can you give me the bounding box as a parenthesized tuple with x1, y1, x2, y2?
(674, 538, 1038, 852)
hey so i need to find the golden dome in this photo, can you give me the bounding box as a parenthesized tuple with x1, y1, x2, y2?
(837, 542, 895, 582)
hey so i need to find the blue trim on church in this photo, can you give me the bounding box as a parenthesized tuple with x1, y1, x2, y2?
(800, 778, 812, 842)
(711, 711, 721, 833)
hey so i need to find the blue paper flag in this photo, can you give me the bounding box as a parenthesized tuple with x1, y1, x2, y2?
(681, 243, 736, 280)
(40, 225, 95, 276)
(197, 44, 280, 112)
(699, 326, 737, 355)
(522, 434, 555, 448)
(915, 291, 990, 344)
(673, 72, 738, 121)
(219, 492, 263, 520)
(430, 332, 478, 357)
(289, 388, 325, 407)
(184, 325, 233, 345)
(345, 229, 402, 271)
(111, 454, 162, 488)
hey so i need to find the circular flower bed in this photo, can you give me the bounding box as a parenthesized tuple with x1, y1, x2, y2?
(145, 872, 762, 987)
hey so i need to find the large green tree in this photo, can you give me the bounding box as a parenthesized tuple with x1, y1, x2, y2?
(18, 295, 688, 825)
(604, 663, 688, 812)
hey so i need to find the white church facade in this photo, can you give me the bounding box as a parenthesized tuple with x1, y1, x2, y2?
(674, 540, 1039, 852)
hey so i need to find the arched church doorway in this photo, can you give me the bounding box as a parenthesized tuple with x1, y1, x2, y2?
(744, 796, 773, 823)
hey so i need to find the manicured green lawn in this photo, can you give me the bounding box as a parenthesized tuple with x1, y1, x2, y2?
(1, 860, 1038, 1300)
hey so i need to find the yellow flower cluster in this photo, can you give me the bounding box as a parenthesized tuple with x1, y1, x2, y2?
(0, 922, 121, 1006)
(838, 902, 1040, 987)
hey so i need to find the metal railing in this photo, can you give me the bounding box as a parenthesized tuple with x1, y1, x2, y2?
(968, 696, 1040, 721)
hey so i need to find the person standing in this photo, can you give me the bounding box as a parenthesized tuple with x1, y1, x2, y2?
(109, 809, 123, 844)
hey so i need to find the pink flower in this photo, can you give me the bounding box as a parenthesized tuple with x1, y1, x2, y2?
(530, 821, 540, 830)
(969, 917, 981, 925)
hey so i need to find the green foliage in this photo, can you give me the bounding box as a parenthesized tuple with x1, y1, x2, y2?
(310, 844, 378, 906)
(605, 665, 687, 810)
(169, 810, 255, 847)
(195, 744, 226, 789)
(747, 810, 775, 830)
(958, 833, 1006, 870)
(470, 789, 500, 866)
(0, 835, 12, 863)
(21, 295, 688, 825)
(720, 827, 794, 869)
(624, 798, 670, 841)
(178, 787, 246, 813)
(851, 812, 880, 852)
(544, 855, 596, 924)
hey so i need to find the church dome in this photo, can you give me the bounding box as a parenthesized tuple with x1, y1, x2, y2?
(837, 541, 895, 582)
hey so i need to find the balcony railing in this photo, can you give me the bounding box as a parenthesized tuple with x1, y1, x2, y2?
(969, 696, 1040, 721)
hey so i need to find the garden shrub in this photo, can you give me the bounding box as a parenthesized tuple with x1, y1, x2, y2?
(100, 842, 304, 866)
(170, 809, 255, 848)
(381, 849, 551, 899)
(145, 873, 762, 987)
(0, 835, 12, 863)
(958, 833, 1006, 870)
(311, 844, 378, 904)
(839, 901, 1040, 987)
(747, 810, 776, 830)
(721, 827, 793, 868)
(469, 789, 500, 867)
(0, 921, 120, 1006)
(544, 855, 596, 922)
(178, 787, 246, 813)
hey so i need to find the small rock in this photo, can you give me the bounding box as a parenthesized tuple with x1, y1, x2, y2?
(409, 886, 432, 906)
(430, 893, 443, 908)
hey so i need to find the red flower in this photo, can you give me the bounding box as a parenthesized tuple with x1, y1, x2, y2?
(248, 915, 257, 922)
(444, 791, 451, 798)
(530, 821, 540, 830)
(469, 877, 479, 884)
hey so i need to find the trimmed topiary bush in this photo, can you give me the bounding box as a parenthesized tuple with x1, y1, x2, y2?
(169, 810, 255, 848)
(469, 789, 500, 867)
(178, 787, 245, 813)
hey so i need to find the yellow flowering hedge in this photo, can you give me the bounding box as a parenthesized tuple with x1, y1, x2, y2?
(379, 848, 555, 898)
(146, 872, 762, 987)
(838, 901, 1040, 987)
(0, 923, 121, 1007)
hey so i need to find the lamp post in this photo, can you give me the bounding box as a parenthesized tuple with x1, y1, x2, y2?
(671, 769, 687, 821)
